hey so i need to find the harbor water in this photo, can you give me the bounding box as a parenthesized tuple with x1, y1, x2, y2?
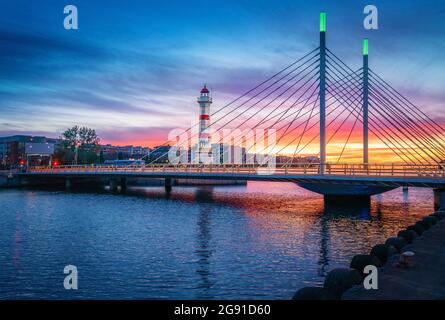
(0, 182, 433, 299)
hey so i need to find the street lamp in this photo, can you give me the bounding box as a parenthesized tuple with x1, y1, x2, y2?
(74, 142, 80, 165)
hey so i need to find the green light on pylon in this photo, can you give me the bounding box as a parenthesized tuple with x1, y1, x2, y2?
(320, 12, 326, 32)
(363, 38, 369, 56)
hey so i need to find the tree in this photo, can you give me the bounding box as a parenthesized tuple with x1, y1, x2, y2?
(61, 125, 100, 149)
(60, 126, 100, 164)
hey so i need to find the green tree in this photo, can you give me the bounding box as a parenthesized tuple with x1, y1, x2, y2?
(61, 125, 100, 148)
(60, 126, 100, 164)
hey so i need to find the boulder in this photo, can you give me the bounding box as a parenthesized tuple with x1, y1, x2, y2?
(418, 219, 431, 231)
(432, 211, 445, 220)
(370, 244, 397, 264)
(423, 216, 437, 226)
(323, 268, 362, 299)
(350, 254, 382, 276)
(407, 223, 425, 235)
(422, 216, 439, 226)
(385, 237, 408, 252)
(397, 229, 418, 244)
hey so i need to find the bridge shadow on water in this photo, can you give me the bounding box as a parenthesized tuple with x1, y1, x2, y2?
(323, 196, 371, 219)
(18, 184, 376, 219)
(15, 184, 222, 206)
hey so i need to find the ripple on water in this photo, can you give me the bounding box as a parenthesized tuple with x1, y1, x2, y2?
(0, 182, 433, 299)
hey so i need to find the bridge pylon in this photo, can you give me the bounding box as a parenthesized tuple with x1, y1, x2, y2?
(319, 12, 327, 174)
(363, 39, 369, 166)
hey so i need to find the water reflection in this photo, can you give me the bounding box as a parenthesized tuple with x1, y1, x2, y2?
(317, 213, 330, 277)
(194, 187, 215, 203)
(0, 182, 435, 299)
(402, 188, 410, 215)
(324, 197, 371, 218)
(316, 197, 373, 276)
(194, 189, 214, 298)
(375, 193, 383, 220)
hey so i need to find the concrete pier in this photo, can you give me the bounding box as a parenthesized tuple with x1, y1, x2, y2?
(7, 176, 22, 187)
(297, 182, 395, 197)
(109, 179, 118, 192)
(324, 195, 371, 216)
(434, 189, 445, 211)
(0, 174, 21, 188)
(165, 178, 172, 193)
(120, 177, 127, 192)
(343, 217, 445, 299)
(65, 177, 72, 190)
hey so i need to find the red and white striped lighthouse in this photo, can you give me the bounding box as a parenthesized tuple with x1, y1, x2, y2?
(198, 85, 212, 163)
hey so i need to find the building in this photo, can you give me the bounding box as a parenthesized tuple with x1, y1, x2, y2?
(0, 135, 154, 167)
(211, 143, 246, 165)
(148, 145, 171, 163)
(0, 135, 60, 167)
(275, 155, 320, 166)
(99, 144, 150, 161)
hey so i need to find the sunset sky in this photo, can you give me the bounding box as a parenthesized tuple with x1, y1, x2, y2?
(0, 0, 444, 163)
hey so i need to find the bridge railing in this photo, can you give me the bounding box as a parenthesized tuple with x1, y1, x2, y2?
(27, 163, 445, 178)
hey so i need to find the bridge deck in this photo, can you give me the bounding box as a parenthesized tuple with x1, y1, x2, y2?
(16, 164, 445, 189)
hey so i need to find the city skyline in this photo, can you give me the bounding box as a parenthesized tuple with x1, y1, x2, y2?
(0, 1, 444, 163)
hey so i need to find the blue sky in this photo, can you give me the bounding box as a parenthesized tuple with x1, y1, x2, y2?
(0, 0, 444, 146)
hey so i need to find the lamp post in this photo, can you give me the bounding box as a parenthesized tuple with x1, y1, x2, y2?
(74, 142, 80, 165)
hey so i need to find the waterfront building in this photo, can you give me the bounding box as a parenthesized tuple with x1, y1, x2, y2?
(149, 145, 171, 163)
(0, 135, 59, 167)
(99, 144, 151, 161)
(211, 143, 247, 165)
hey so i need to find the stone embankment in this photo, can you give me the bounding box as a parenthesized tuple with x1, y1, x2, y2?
(293, 207, 445, 300)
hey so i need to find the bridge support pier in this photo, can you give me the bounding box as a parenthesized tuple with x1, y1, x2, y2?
(120, 177, 127, 192)
(434, 189, 445, 211)
(165, 178, 172, 194)
(324, 195, 371, 215)
(109, 179, 118, 192)
(65, 177, 72, 190)
(6, 176, 22, 187)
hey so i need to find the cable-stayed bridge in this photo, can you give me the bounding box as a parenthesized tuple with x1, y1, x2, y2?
(11, 13, 445, 208)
